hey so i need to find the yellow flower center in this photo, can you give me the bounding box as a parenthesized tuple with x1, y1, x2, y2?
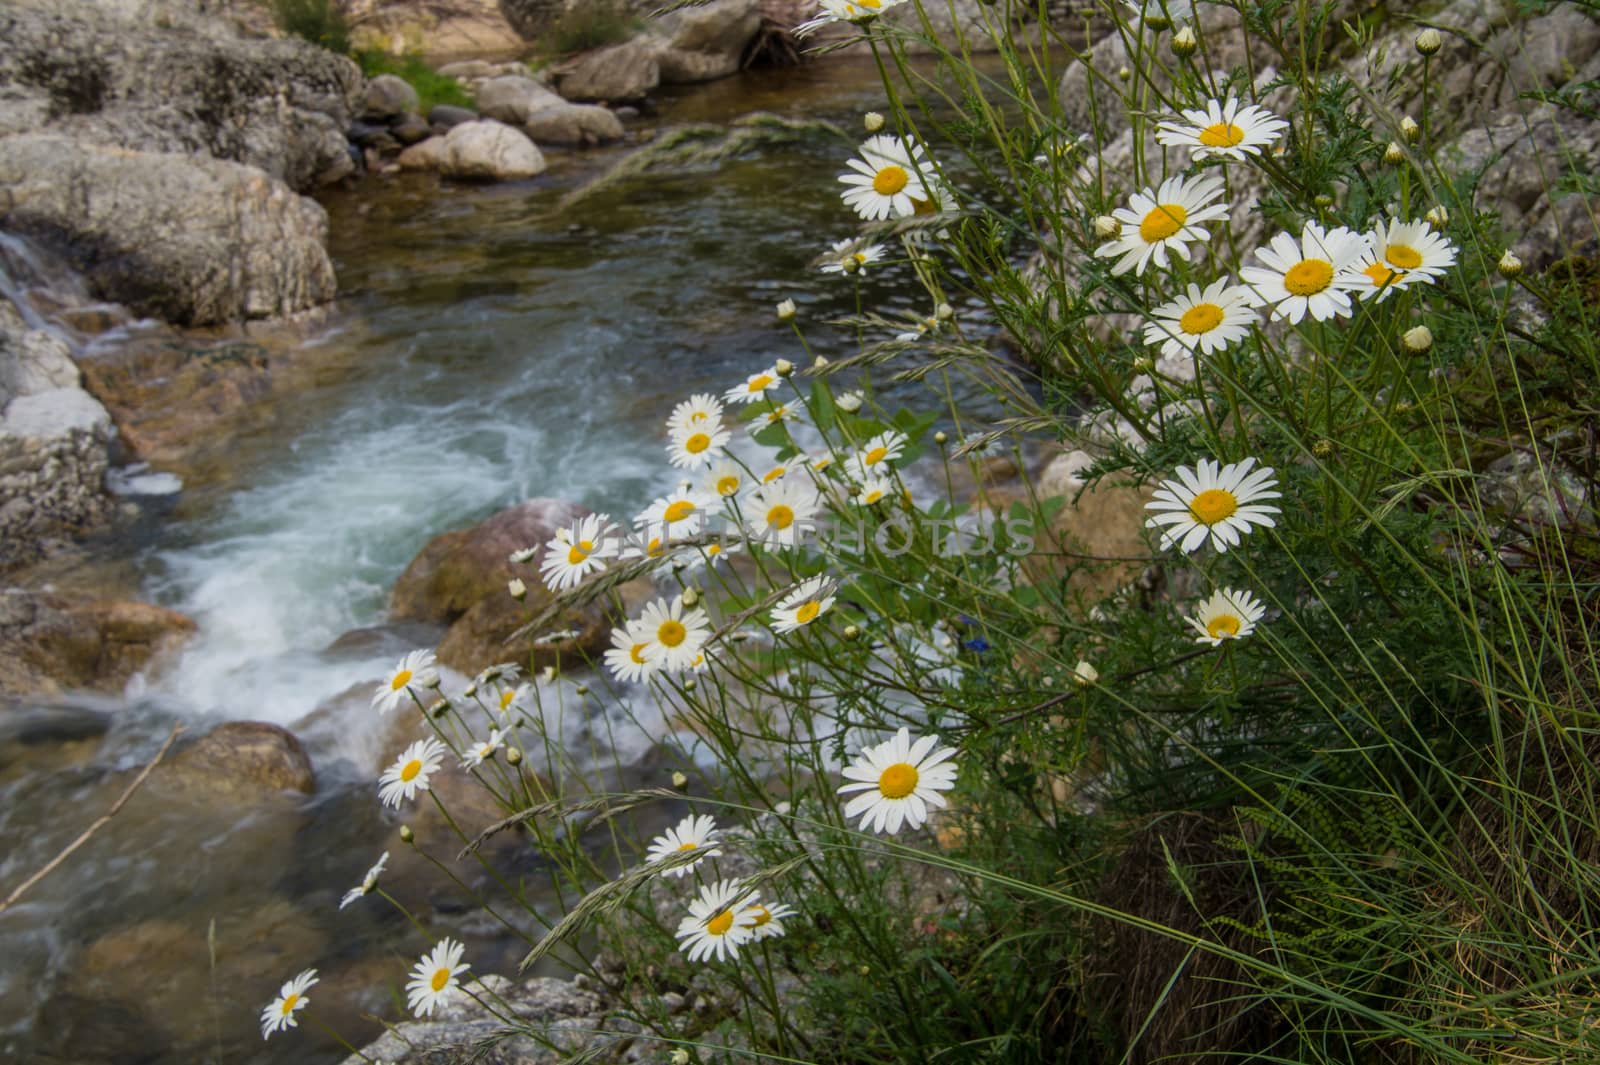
(630, 642, 649, 664)
(851, 253, 867, 266)
(500, 689, 514, 710)
(1179, 302, 1225, 335)
(707, 909, 735, 936)
(567, 540, 594, 564)
(860, 0, 881, 8)
(658, 620, 687, 647)
(400, 758, 423, 782)
(1188, 488, 1239, 526)
(690, 410, 709, 423)
(1207, 614, 1242, 639)
(767, 504, 795, 530)
(1139, 202, 1188, 243)
(390, 669, 412, 691)
(1198, 122, 1245, 148)
(663, 500, 694, 523)
(862, 489, 884, 504)
(280, 994, 299, 1015)
(911, 195, 938, 216)
(676, 841, 699, 851)
(873, 165, 909, 196)
(795, 601, 821, 624)
(749, 905, 772, 926)
(716, 475, 740, 496)
(864, 446, 888, 466)
(684, 433, 712, 454)
(763, 467, 786, 483)
(646, 537, 665, 557)
(1386, 244, 1423, 270)
(746, 374, 774, 393)
(1363, 262, 1400, 287)
(1284, 259, 1334, 296)
(878, 762, 919, 799)
(430, 967, 450, 993)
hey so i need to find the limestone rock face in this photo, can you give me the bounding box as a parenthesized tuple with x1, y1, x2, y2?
(0, 2, 362, 192)
(0, 135, 337, 325)
(0, 590, 195, 696)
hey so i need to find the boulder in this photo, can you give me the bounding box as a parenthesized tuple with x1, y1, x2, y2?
(557, 38, 661, 103)
(361, 73, 421, 120)
(476, 74, 564, 125)
(389, 499, 610, 673)
(398, 134, 450, 171)
(522, 101, 625, 147)
(1024, 470, 1156, 609)
(391, 111, 433, 145)
(0, 590, 195, 697)
(160, 721, 316, 800)
(652, 0, 763, 84)
(0, 135, 337, 325)
(440, 120, 546, 180)
(0, 2, 362, 192)
(429, 104, 479, 128)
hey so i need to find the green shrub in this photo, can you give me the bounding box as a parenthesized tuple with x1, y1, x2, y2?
(270, 0, 350, 55)
(539, 0, 641, 57)
(355, 50, 474, 113)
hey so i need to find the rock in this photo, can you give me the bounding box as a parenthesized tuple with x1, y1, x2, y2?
(389, 499, 610, 673)
(348, 119, 393, 147)
(361, 73, 422, 120)
(0, 306, 78, 407)
(160, 721, 316, 800)
(1025, 471, 1156, 608)
(476, 75, 565, 125)
(0, 590, 195, 697)
(522, 101, 625, 147)
(0, 1, 362, 193)
(398, 134, 450, 171)
(437, 60, 504, 81)
(341, 975, 617, 1065)
(498, 0, 568, 41)
(351, 1, 525, 59)
(557, 39, 661, 103)
(391, 111, 433, 145)
(0, 134, 337, 326)
(429, 104, 479, 128)
(440, 120, 546, 181)
(652, 0, 763, 84)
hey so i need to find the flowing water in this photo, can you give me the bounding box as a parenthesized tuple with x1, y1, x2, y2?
(0, 56, 1020, 1064)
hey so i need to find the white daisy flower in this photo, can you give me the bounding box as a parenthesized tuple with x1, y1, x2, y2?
(1350, 218, 1457, 302)
(339, 851, 389, 910)
(820, 238, 886, 274)
(378, 737, 447, 809)
(848, 429, 908, 481)
(1122, 0, 1196, 27)
(703, 459, 747, 501)
(837, 727, 959, 835)
(854, 477, 895, 505)
(539, 513, 620, 593)
(839, 134, 936, 221)
(675, 879, 760, 963)
(724, 367, 782, 405)
(1240, 222, 1370, 323)
(406, 938, 469, 1018)
(755, 401, 803, 430)
(1144, 456, 1282, 553)
(461, 728, 505, 768)
(741, 901, 798, 941)
(1141, 278, 1260, 360)
(494, 682, 532, 717)
(1156, 96, 1288, 161)
(1188, 587, 1267, 646)
(636, 596, 712, 672)
(756, 454, 809, 485)
(667, 393, 725, 435)
(675, 536, 743, 574)
(1094, 173, 1229, 276)
(372, 649, 438, 715)
(645, 813, 721, 877)
(747, 478, 821, 548)
(604, 616, 658, 684)
(668, 423, 732, 469)
(635, 484, 714, 540)
(795, 0, 908, 37)
(260, 968, 317, 1039)
(771, 576, 837, 634)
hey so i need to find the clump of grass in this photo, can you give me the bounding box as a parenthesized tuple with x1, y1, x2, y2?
(270, 0, 351, 55)
(355, 51, 474, 113)
(538, 0, 642, 57)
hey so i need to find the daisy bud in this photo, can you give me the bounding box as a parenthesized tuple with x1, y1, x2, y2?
(1093, 215, 1121, 239)
(841, 254, 860, 274)
(1117, 66, 1132, 82)
(812, 354, 830, 370)
(1171, 25, 1197, 57)
(775, 358, 794, 377)
(864, 111, 885, 133)
(683, 677, 697, 691)
(428, 698, 450, 718)
(462, 682, 477, 698)
(506, 746, 523, 766)
(1415, 28, 1442, 56)
(934, 430, 948, 445)
(1383, 141, 1405, 165)
(843, 624, 861, 641)
(729, 630, 752, 642)
(1425, 205, 1449, 228)
(575, 683, 588, 695)
(1313, 194, 1334, 209)
(671, 770, 689, 790)
(1312, 439, 1334, 457)
(1400, 115, 1420, 142)
(671, 1051, 691, 1065)
(1402, 325, 1434, 354)
(400, 825, 415, 844)
(509, 546, 538, 564)
(936, 302, 954, 321)
(1072, 659, 1099, 685)
(859, 964, 872, 976)
(424, 671, 443, 689)
(836, 391, 863, 413)
(1497, 250, 1523, 278)
(507, 577, 527, 601)
(1144, 12, 1171, 30)
(1131, 356, 1154, 374)
(775, 298, 796, 322)
(542, 665, 557, 683)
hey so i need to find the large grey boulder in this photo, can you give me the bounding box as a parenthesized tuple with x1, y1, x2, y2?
(0, 2, 362, 192)
(476, 74, 624, 146)
(361, 73, 421, 120)
(476, 74, 566, 125)
(652, 0, 762, 84)
(0, 134, 337, 325)
(440, 121, 547, 181)
(557, 38, 661, 103)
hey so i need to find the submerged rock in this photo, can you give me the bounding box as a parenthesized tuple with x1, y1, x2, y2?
(0, 590, 195, 697)
(160, 720, 316, 800)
